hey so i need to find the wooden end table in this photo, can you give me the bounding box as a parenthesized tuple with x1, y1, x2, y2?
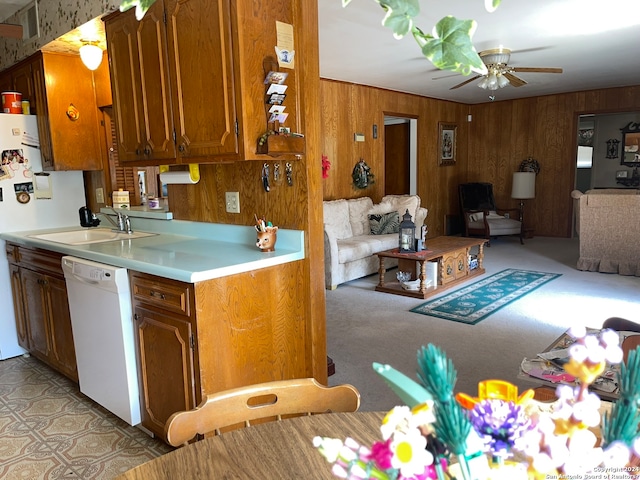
(375, 236, 487, 299)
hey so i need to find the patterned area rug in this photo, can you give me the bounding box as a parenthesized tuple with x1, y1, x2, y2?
(410, 269, 562, 325)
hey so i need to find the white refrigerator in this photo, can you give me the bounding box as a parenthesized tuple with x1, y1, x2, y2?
(0, 113, 87, 360)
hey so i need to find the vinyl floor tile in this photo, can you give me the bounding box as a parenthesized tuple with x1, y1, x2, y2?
(0, 355, 172, 479)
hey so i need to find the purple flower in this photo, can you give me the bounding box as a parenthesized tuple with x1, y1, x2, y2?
(470, 399, 531, 457)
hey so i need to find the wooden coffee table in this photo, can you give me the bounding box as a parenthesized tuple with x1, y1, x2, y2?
(375, 236, 487, 299)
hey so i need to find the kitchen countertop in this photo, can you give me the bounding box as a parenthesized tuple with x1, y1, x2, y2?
(1, 218, 305, 283)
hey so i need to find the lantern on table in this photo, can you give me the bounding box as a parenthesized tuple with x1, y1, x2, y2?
(398, 209, 416, 253)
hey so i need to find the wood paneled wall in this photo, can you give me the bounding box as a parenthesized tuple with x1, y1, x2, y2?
(320, 80, 640, 238)
(468, 86, 640, 237)
(320, 80, 469, 238)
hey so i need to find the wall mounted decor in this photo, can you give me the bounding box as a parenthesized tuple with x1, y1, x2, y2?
(438, 122, 456, 166)
(352, 158, 374, 189)
(578, 128, 594, 147)
(606, 139, 620, 159)
(519, 157, 541, 175)
(621, 121, 640, 166)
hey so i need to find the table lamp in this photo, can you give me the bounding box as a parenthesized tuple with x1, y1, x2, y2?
(511, 171, 536, 223)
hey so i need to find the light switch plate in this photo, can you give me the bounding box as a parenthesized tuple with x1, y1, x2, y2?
(95, 187, 104, 204)
(225, 191, 240, 213)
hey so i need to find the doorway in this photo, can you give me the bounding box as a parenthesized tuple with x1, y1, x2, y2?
(384, 115, 417, 195)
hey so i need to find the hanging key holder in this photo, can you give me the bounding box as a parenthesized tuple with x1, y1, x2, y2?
(285, 162, 293, 186)
(262, 163, 270, 192)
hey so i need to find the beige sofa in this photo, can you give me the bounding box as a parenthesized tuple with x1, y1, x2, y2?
(571, 189, 640, 275)
(323, 195, 428, 289)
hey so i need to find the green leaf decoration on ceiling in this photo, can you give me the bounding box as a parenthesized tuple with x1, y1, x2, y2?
(376, 0, 420, 39)
(419, 16, 487, 76)
(343, 0, 500, 76)
(119, 0, 158, 20)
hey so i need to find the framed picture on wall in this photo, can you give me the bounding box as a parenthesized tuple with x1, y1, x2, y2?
(438, 123, 457, 166)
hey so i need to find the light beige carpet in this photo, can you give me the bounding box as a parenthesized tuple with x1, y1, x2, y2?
(326, 236, 640, 412)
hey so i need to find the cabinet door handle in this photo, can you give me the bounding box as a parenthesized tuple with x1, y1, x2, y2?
(178, 144, 185, 153)
(134, 313, 139, 321)
(136, 148, 141, 155)
(144, 147, 151, 155)
(150, 291, 166, 300)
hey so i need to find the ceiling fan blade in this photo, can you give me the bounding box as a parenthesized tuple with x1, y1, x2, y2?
(0, 23, 22, 39)
(504, 72, 527, 87)
(512, 67, 563, 74)
(450, 75, 481, 90)
(432, 73, 462, 81)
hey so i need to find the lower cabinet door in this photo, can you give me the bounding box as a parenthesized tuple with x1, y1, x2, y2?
(46, 275, 78, 382)
(20, 268, 50, 361)
(134, 306, 197, 439)
(9, 264, 29, 349)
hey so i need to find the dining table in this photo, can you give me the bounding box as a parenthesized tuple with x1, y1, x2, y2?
(116, 411, 386, 479)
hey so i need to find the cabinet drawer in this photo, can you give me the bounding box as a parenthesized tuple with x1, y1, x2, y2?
(5, 243, 20, 264)
(130, 273, 192, 316)
(14, 246, 64, 277)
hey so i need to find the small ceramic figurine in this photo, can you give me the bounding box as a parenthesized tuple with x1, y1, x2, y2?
(256, 226, 278, 252)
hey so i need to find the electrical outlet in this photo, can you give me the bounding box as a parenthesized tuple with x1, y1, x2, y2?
(225, 191, 240, 213)
(96, 187, 104, 204)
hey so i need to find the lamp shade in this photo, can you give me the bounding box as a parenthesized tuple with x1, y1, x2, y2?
(79, 43, 103, 71)
(511, 171, 536, 199)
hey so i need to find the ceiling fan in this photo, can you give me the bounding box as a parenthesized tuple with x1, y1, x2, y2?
(449, 47, 563, 91)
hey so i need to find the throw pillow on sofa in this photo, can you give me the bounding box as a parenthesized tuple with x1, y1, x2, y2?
(369, 211, 399, 235)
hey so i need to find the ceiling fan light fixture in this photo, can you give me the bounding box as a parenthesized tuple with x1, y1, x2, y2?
(477, 77, 489, 89)
(79, 41, 103, 71)
(497, 74, 510, 88)
(487, 73, 499, 90)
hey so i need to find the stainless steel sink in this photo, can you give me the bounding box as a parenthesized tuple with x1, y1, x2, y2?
(29, 229, 157, 245)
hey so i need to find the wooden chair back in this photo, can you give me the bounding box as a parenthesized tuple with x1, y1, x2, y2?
(164, 378, 361, 447)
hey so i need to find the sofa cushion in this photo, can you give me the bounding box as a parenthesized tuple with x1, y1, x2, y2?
(380, 194, 421, 224)
(347, 197, 374, 236)
(337, 234, 397, 264)
(323, 199, 352, 240)
(369, 211, 399, 235)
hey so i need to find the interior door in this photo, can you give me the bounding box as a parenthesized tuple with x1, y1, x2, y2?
(384, 122, 410, 195)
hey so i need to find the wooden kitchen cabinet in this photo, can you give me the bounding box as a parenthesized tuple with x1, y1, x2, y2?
(130, 260, 308, 443)
(32, 52, 102, 171)
(130, 272, 197, 438)
(0, 52, 103, 171)
(104, 0, 240, 165)
(6, 244, 78, 382)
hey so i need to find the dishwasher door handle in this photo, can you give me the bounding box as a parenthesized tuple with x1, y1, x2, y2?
(68, 274, 100, 286)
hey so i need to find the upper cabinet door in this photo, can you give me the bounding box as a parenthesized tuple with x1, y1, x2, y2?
(165, 0, 239, 159)
(137, 2, 177, 161)
(106, 10, 145, 162)
(107, 2, 176, 163)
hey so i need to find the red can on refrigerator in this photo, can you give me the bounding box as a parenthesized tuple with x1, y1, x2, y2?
(1, 92, 22, 114)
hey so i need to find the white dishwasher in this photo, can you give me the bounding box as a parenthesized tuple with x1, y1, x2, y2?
(62, 256, 141, 426)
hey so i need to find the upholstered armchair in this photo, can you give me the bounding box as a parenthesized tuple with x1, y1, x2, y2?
(458, 182, 523, 246)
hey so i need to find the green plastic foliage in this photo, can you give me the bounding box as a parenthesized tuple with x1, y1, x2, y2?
(344, 0, 489, 76)
(602, 346, 640, 446)
(417, 344, 457, 402)
(376, 0, 420, 39)
(420, 16, 486, 76)
(119, 0, 157, 20)
(417, 344, 471, 455)
(372, 362, 433, 408)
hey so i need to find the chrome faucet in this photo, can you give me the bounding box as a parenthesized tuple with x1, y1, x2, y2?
(102, 207, 133, 234)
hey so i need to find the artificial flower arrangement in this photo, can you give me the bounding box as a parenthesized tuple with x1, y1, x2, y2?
(314, 326, 640, 479)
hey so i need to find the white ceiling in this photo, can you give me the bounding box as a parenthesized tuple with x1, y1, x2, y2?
(2, 0, 640, 105)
